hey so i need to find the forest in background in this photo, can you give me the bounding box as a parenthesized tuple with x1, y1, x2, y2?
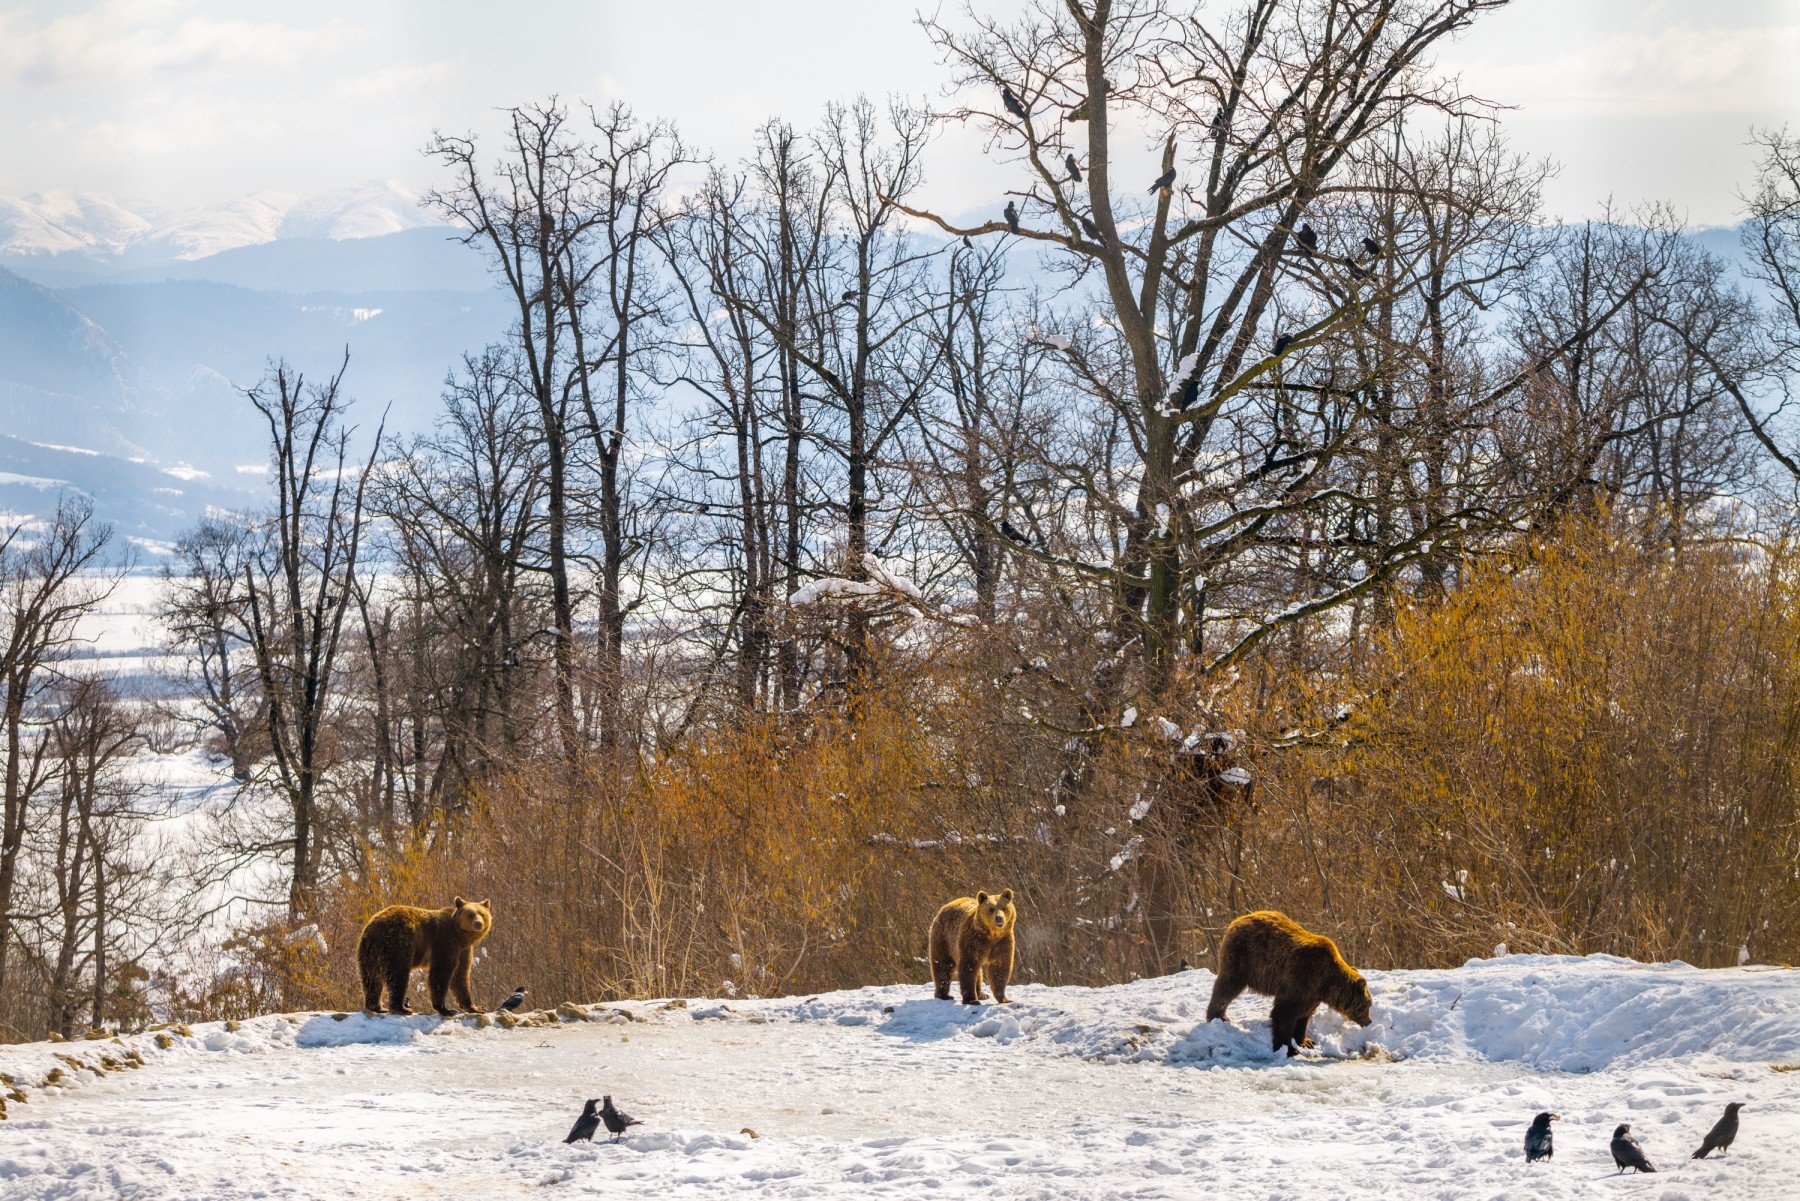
(5, 0, 1800, 1042)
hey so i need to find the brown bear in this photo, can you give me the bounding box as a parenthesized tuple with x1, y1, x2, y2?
(356, 896, 492, 1017)
(929, 889, 1016, 1005)
(1205, 909, 1372, 1054)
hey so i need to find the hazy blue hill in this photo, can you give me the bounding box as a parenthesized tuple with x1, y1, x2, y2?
(8, 227, 494, 294)
(0, 433, 261, 545)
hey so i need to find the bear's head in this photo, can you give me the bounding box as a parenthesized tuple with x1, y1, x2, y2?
(973, 889, 1016, 939)
(1335, 968, 1373, 1026)
(452, 896, 493, 940)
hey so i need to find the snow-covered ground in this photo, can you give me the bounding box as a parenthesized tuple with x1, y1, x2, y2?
(3, 955, 1797, 1199)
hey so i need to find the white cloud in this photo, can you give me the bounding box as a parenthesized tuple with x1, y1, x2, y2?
(0, 1, 357, 88)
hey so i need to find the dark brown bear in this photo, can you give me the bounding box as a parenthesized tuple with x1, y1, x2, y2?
(356, 896, 492, 1017)
(1205, 909, 1372, 1054)
(929, 889, 1016, 1005)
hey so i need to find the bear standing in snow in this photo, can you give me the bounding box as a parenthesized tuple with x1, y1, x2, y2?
(356, 896, 492, 1016)
(1205, 909, 1372, 1053)
(929, 889, 1017, 1005)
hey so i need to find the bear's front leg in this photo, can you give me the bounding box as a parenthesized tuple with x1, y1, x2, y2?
(987, 942, 1014, 1004)
(958, 962, 982, 1005)
(451, 948, 482, 1013)
(1292, 1003, 1318, 1049)
(428, 957, 456, 1017)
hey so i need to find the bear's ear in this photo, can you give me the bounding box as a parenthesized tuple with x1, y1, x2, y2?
(453, 896, 466, 908)
(478, 899, 491, 910)
(1000, 888, 1013, 904)
(976, 891, 990, 904)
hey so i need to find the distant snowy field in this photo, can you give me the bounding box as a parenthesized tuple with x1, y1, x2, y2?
(2, 956, 1797, 1199)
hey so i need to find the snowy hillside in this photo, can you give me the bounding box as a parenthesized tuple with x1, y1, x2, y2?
(0, 182, 441, 262)
(3, 956, 1796, 1198)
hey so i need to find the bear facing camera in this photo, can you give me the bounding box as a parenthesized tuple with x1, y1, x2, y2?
(929, 888, 1018, 1005)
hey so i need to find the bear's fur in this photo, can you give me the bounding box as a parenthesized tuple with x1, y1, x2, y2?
(1205, 909, 1372, 1053)
(929, 889, 1017, 1005)
(356, 896, 492, 1017)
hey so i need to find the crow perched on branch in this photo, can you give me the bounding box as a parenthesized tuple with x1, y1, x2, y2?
(1001, 84, 1029, 121)
(1524, 1112, 1557, 1163)
(1273, 333, 1294, 356)
(1692, 1103, 1744, 1158)
(1065, 154, 1082, 184)
(1296, 223, 1318, 253)
(1611, 1124, 1656, 1173)
(1079, 214, 1106, 246)
(1004, 200, 1020, 234)
(1361, 235, 1384, 257)
(1149, 167, 1176, 194)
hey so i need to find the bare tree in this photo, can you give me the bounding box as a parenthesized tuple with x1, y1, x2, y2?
(0, 497, 115, 1016)
(159, 516, 264, 779)
(239, 358, 379, 919)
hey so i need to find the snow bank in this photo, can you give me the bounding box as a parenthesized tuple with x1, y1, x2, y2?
(4, 956, 1796, 1112)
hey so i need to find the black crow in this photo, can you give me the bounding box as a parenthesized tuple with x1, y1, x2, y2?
(1296, 223, 1317, 252)
(1001, 84, 1029, 121)
(1065, 154, 1082, 184)
(1361, 235, 1384, 257)
(1079, 214, 1106, 245)
(1611, 1124, 1656, 1173)
(1273, 333, 1294, 356)
(1209, 110, 1225, 137)
(1149, 167, 1176, 194)
(565, 1098, 601, 1143)
(600, 1095, 643, 1142)
(1004, 201, 1020, 234)
(499, 986, 528, 1013)
(1692, 1102, 1744, 1158)
(1524, 1112, 1557, 1163)
(841, 289, 857, 303)
(1348, 262, 1371, 281)
(998, 519, 1030, 545)
(961, 235, 973, 250)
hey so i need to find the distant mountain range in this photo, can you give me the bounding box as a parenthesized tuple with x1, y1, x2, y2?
(0, 180, 442, 263)
(0, 183, 510, 549)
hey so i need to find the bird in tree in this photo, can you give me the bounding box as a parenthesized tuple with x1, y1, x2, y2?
(1296, 223, 1318, 253)
(1209, 109, 1226, 137)
(1004, 201, 1020, 234)
(961, 235, 974, 250)
(840, 289, 857, 303)
(600, 1096, 643, 1142)
(565, 1099, 602, 1144)
(1078, 214, 1106, 246)
(1524, 1112, 1557, 1163)
(1611, 1124, 1657, 1173)
(1348, 262, 1372, 281)
(1001, 84, 1029, 121)
(1273, 333, 1294, 356)
(1064, 153, 1082, 184)
(1149, 167, 1176, 194)
(998, 518, 1031, 546)
(1361, 235, 1384, 257)
(1692, 1103, 1744, 1158)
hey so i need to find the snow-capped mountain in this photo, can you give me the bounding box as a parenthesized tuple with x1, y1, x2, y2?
(0, 181, 442, 262)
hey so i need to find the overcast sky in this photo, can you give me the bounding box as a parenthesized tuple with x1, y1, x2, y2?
(0, 0, 1795, 226)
